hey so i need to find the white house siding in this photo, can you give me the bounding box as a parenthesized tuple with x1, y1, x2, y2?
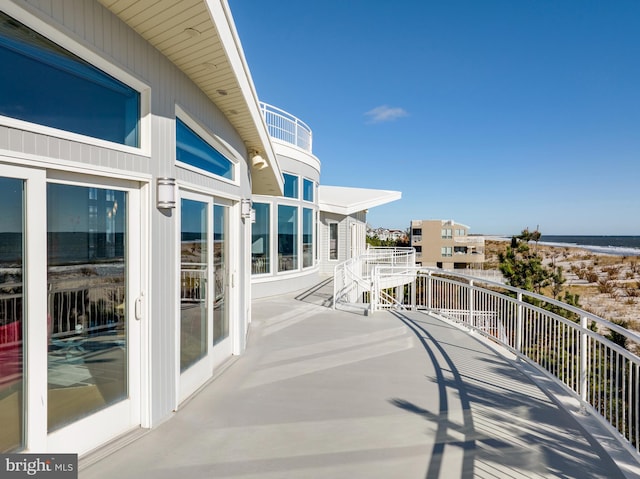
(1, 0, 252, 451)
(319, 212, 348, 275)
(317, 210, 369, 276)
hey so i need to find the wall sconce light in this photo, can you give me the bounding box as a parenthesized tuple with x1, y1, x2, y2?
(241, 198, 252, 219)
(157, 177, 176, 209)
(251, 150, 268, 170)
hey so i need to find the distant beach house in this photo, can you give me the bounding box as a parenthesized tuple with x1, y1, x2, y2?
(410, 219, 485, 269)
(0, 0, 400, 456)
(367, 227, 406, 242)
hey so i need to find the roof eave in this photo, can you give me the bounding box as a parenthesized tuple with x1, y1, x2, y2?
(98, 0, 283, 196)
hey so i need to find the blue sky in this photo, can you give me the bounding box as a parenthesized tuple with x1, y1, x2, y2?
(229, 1, 640, 235)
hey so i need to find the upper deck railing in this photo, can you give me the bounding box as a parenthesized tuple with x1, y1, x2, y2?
(260, 102, 313, 153)
(370, 265, 640, 456)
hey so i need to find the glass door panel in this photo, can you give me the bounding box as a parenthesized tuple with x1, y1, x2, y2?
(0, 177, 24, 452)
(46, 184, 127, 432)
(180, 199, 208, 371)
(213, 205, 228, 345)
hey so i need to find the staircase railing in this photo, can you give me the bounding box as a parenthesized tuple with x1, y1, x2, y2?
(333, 247, 416, 309)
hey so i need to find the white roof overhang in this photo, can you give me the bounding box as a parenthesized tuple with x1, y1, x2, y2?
(97, 0, 283, 196)
(319, 185, 402, 216)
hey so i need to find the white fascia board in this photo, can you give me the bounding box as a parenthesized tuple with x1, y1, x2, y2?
(319, 185, 402, 215)
(206, 0, 284, 195)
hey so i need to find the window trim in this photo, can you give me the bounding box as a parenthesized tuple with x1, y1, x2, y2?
(0, 5, 151, 155)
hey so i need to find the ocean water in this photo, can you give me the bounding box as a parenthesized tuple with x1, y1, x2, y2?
(539, 235, 640, 256)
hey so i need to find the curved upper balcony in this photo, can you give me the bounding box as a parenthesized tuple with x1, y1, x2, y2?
(260, 102, 313, 153)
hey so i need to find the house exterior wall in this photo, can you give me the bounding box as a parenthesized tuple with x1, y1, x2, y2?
(318, 211, 367, 276)
(0, 0, 254, 454)
(251, 140, 321, 298)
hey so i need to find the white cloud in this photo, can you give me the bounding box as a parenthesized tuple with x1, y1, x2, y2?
(364, 105, 408, 123)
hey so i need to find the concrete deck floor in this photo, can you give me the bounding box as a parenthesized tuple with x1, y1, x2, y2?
(81, 284, 640, 479)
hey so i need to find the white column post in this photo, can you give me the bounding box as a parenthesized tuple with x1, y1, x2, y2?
(580, 315, 589, 403)
(468, 280, 475, 327)
(516, 292, 523, 354)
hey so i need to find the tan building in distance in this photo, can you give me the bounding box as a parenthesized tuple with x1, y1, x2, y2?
(410, 219, 485, 269)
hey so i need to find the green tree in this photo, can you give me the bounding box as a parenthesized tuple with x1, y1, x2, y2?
(498, 229, 550, 294)
(499, 229, 581, 312)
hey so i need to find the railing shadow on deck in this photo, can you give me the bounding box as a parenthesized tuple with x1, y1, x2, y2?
(294, 277, 335, 308)
(390, 310, 631, 479)
(353, 263, 640, 459)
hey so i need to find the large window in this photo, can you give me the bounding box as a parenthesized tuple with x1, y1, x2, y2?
(441, 246, 453, 257)
(303, 179, 314, 202)
(302, 208, 314, 268)
(329, 223, 338, 260)
(441, 229, 452, 239)
(283, 174, 299, 199)
(0, 13, 140, 147)
(278, 205, 298, 271)
(251, 203, 270, 274)
(176, 118, 234, 180)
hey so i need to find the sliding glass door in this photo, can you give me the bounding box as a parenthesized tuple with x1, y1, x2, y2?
(46, 184, 129, 431)
(179, 194, 232, 402)
(0, 165, 142, 454)
(0, 177, 25, 452)
(213, 204, 229, 346)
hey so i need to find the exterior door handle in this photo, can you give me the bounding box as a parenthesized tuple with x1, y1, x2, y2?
(135, 293, 144, 320)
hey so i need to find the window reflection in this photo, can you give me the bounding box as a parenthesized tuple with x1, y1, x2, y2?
(283, 174, 298, 199)
(0, 178, 24, 452)
(303, 179, 314, 202)
(303, 208, 313, 268)
(278, 206, 298, 271)
(0, 13, 140, 147)
(47, 184, 127, 431)
(180, 199, 208, 371)
(176, 119, 233, 180)
(329, 223, 338, 260)
(251, 203, 270, 274)
(213, 205, 228, 345)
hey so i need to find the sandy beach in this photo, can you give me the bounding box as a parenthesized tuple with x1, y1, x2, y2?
(485, 240, 640, 335)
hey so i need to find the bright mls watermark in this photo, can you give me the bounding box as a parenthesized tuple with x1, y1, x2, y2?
(0, 454, 77, 478)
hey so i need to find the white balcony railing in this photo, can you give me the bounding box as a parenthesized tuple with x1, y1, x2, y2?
(369, 266, 640, 456)
(181, 264, 207, 303)
(454, 236, 485, 244)
(260, 102, 312, 153)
